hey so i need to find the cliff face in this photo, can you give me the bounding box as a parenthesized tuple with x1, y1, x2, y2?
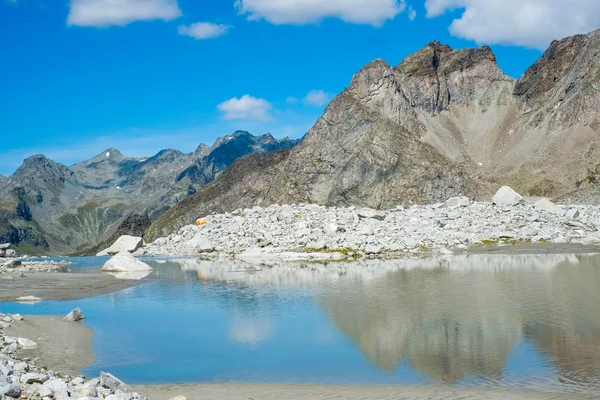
(147, 29, 600, 239)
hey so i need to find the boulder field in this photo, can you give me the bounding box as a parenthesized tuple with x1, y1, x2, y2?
(140, 188, 600, 260)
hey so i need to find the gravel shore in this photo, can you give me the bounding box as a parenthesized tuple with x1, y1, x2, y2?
(0, 313, 148, 399)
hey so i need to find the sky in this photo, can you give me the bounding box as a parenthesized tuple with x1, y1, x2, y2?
(1, 0, 600, 175)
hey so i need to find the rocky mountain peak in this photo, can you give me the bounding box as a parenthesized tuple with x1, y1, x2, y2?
(514, 32, 588, 111)
(396, 41, 453, 77)
(393, 41, 511, 114)
(17, 155, 73, 178)
(350, 59, 394, 90)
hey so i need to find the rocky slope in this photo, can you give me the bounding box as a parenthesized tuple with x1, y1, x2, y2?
(0, 132, 298, 254)
(148, 29, 600, 239)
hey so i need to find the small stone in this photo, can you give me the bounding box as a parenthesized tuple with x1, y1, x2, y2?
(100, 372, 132, 394)
(63, 308, 85, 322)
(307, 241, 326, 251)
(0, 382, 21, 398)
(357, 208, 385, 221)
(445, 196, 470, 208)
(40, 379, 68, 399)
(364, 245, 382, 254)
(566, 209, 580, 219)
(472, 233, 485, 244)
(17, 337, 38, 349)
(21, 373, 49, 384)
(169, 397, 187, 400)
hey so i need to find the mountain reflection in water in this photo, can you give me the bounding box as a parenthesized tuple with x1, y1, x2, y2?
(14, 253, 600, 393)
(152, 254, 600, 390)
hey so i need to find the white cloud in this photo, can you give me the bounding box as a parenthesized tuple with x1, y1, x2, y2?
(178, 22, 231, 39)
(235, 0, 407, 26)
(407, 6, 417, 21)
(68, 0, 182, 28)
(425, 0, 600, 49)
(303, 90, 333, 106)
(286, 96, 299, 104)
(218, 95, 273, 121)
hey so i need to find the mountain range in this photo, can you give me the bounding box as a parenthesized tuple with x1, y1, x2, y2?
(146, 29, 600, 240)
(0, 132, 298, 254)
(3, 29, 600, 253)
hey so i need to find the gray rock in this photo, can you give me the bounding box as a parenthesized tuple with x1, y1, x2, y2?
(4, 249, 16, 258)
(0, 382, 21, 398)
(76, 378, 99, 397)
(307, 241, 326, 251)
(100, 372, 132, 394)
(566, 208, 580, 219)
(184, 234, 214, 254)
(40, 379, 69, 399)
(445, 196, 470, 208)
(492, 186, 523, 207)
(534, 198, 557, 214)
(357, 208, 386, 221)
(365, 245, 382, 254)
(0, 243, 10, 250)
(17, 337, 37, 349)
(63, 308, 85, 322)
(105, 393, 135, 400)
(20, 373, 49, 384)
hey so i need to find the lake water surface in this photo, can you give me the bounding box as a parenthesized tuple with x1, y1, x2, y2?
(3, 254, 600, 395)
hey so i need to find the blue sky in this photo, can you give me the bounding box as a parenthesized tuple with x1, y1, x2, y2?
(1, 0, 599, 175)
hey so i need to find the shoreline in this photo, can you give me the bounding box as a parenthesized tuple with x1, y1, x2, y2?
(2, 315, 596, 400)
(134, 382, 597, 400)
(0, 272, 145, 303)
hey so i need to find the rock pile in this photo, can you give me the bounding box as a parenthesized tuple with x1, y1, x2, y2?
(0, 313, 147, 400)
(140, 188, 600, 260)
(0, 260, 70, 276)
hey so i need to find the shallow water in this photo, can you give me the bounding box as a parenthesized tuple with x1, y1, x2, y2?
(3, 254, 600, 395)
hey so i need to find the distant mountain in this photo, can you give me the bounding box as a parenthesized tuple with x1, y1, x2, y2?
(147, 29, 600, 239)
(0, 132, 299, 254)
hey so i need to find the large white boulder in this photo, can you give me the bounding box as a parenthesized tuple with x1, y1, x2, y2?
(534, 198, 557, 213)
(97, 235, 143, 256)
(184, 234, 214, 254)
(492, 186, 523, 207)
(101, 251, 152, 273)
